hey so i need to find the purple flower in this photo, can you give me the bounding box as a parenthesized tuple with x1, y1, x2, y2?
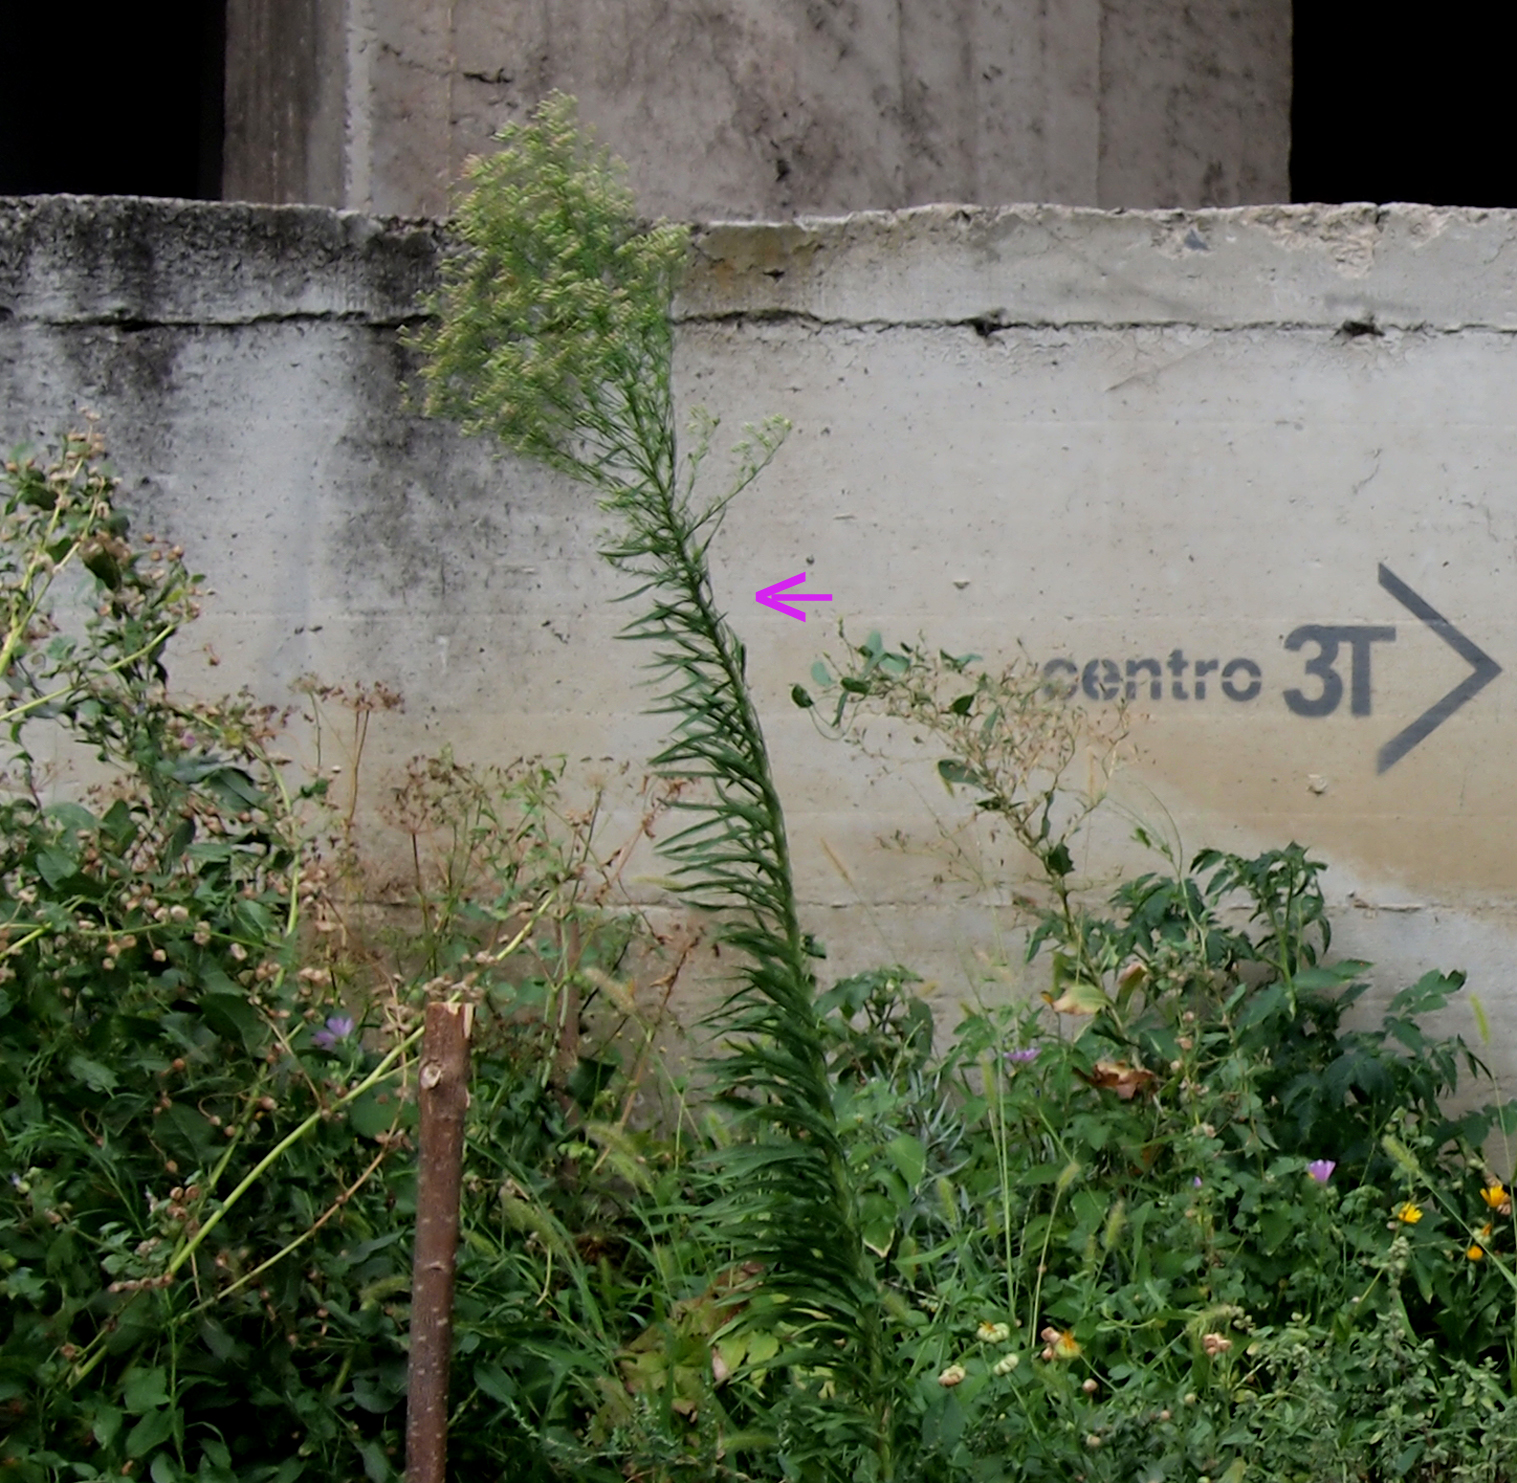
(1306, 1159, 1336, 1185)
(1192, 1176, 1203, 1188)
(312, 1014, 355, 1051)
(1005, 1046, 1040, 1065)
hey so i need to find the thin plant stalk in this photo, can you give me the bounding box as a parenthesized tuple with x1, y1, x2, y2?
(414, 93, 891, 1474)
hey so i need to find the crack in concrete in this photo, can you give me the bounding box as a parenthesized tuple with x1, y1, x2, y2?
(11, 303, 1517, 340)
(674, 306, 1517, 336)
(0, 310, 434, 331)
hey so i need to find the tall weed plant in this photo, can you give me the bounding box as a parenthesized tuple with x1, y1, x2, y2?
(414, 93, 895, 1476)
(415, 94, 1517, 1482)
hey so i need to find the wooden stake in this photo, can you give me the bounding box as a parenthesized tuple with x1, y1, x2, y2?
(405, 1001, 472, 1483)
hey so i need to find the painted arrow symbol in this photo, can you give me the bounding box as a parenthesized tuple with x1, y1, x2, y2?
(756, 572, 833, 621)
(1376, 563, 1501, 773)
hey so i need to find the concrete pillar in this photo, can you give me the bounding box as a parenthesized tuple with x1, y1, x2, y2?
(223, 0, 348, 206)
(221, 0, 1292, 216)
(1098, 0, 1293, 209)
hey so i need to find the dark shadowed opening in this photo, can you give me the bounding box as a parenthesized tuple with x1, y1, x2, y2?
(1293, 3, 1517, 206)
(0, 1, 224, 199)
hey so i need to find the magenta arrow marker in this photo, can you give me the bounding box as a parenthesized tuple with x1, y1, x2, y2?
(756, 572, 833, 621)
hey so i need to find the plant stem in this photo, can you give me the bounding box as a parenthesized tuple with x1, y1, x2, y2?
(191, 1143, 393, 1311)
(164, 1024, 426, 1279)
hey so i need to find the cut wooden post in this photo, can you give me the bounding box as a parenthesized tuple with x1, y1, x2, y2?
(406, 1001, 472, 1483)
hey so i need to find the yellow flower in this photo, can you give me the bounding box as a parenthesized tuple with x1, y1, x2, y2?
(1480, 1181, 1512, 1216)
(977, 1321, 1011, 1344)
(1039, 1325, 1081, 1360)
(1468, 1243, 1485, 1261)
(1394, 1201, 1423, 1225)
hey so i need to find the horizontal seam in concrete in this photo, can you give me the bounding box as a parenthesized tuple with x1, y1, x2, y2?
(11, 306, 1517, 337)
(14, 309, 1517, 336)
(675, 308, 1517, 335)
(1, 310, 433, 331)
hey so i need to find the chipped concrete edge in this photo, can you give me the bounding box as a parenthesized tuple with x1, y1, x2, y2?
(679, 202, 1517, 332)
(0, 195, 444, 328)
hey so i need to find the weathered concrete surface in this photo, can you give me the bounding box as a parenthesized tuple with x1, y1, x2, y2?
(681, 203, 1517, 329)
(2, 194, 1516, 1105)
(223, 0, 1290, 217)
(224, 0, 348, 208)
(1098, 0, 1290, 209)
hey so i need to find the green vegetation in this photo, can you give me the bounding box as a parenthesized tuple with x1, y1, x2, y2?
(3, 97, 1515, 1483)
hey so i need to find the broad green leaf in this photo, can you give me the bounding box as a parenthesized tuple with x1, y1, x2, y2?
(67, 1054, 119, 1094)
(233, 899, 275, 936)
(1046, 976, 1109, 1016)
(746, 1329, 780, 1367)
(359, 1440, 392, 1483)
(161, 1102, 220, 1159)
(1387, 968, 1466, 1016)
(349, 1090, 398, 1140)
(1293, 960, 1372, 993)
(126, 1407, 175, 1458)
(5, 1266, 44, 1303)
(1235, 982, 1287, 1031)
(351, 1371, 398, 1414)
(1258, 1208, 1293, 1255)
(199, 993, 267, 1055)
(205, 767, 265, 811)
(1069, 1188, 1106, 1233)
(101, 797, 137, 849)
(199, 964, 241, 996)
(199, 1318, 236, 1363)
(45, 801, 97, 833)
(860, 1191, 896, 1258)
(884, 1134, 926, 1190)
(35, 846, 79, 887)
(122, 1368, 170, 1414)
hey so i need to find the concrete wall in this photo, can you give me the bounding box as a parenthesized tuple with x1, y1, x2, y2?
(222, 0, 1291, 217)
(2, 193, 1516, 1103)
